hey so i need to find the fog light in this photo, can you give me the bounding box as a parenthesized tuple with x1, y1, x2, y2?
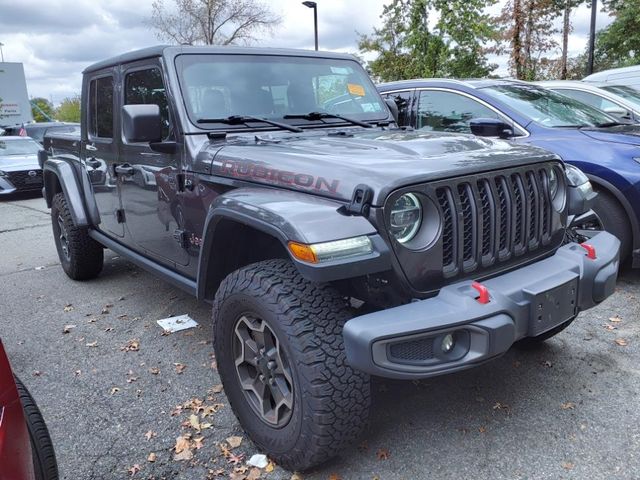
(442, 334, 455, 353)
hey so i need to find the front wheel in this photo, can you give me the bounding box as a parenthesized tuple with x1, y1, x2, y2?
(592, 188, 632, 262)
(212, 259, 371, 471)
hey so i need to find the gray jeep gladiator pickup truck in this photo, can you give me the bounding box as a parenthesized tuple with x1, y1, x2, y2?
(40, 45, 620, 471)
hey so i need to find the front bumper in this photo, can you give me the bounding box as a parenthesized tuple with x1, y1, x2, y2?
(343, 232, 620, 379)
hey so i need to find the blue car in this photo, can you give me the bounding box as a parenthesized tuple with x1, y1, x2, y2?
(378, 79, 640, 267)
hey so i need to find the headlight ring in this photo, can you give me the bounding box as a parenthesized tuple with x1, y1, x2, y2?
(389, 193, 422, 243)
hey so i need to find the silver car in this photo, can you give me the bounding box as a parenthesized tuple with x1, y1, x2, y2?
(0, 136, 43, 195)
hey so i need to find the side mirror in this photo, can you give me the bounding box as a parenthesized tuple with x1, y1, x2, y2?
(385, 98, 399, 124)
(603, 106, 631, 119)
(122, 104, 162, 143)
(469, 118, 515, 139)
(37, 149, 48, 169)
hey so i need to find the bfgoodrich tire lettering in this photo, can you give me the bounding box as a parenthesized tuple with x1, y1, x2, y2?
(51, 192, 103, 280)
(212, 259, 371, 471)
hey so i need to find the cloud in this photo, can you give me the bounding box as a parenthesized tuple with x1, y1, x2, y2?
(0, 0, 616, 104)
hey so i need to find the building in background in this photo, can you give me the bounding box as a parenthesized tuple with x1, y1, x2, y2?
(0, 62, 33, 127)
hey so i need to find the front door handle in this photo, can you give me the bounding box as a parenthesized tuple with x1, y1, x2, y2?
(114, 163, 135, 176)
(86, 144, 97, 152)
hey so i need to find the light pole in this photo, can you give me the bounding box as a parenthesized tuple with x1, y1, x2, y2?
(302, 1, 318, 51)
(0, 43, 4, 62)
(587, 0, 597, 75)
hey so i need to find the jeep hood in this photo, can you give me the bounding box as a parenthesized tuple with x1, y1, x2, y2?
(203, 129, 559, 205)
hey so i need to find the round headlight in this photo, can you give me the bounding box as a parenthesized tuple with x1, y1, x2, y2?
(548, 168, 559, 198)
(390, 193, 422, 243)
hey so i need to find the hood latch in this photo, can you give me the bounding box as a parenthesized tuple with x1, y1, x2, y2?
(341, 183, 373, 217)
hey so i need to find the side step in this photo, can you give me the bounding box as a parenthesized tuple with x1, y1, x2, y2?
(89, 230, 197, 297)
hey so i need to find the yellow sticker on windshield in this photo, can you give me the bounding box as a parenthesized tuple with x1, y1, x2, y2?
(347, 83, 365, 96)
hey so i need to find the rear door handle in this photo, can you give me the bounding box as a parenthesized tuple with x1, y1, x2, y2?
(86, 144, 97, 152)
(114, 163, 135, 176)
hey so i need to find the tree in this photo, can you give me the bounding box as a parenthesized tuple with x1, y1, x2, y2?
(493, 0, 559, 80)
(551, 0, 588, 79)
(149, 0, 280, 45)
(359, 0, 498, 82)
(594, 0, 640, 69)
(31, 97, 55, 123)
(55, 96, 81, 123)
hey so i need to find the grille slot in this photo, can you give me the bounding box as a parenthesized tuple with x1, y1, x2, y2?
(435, 166, 556, 276)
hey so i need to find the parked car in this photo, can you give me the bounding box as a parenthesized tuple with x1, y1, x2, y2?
(0, 136, 43, 195)
(0, 340, 58, 480)
(378, 79, 640, 267)
(41, 46, 620, 471)
(537, 80, 640, 122)
(583, 65, 640, 89)
(3, 123, 80, 145)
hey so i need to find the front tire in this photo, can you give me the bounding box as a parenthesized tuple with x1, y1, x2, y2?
(15, 377, 58, 480)
(592, 188, 632, 262)
(51, 192, 103, 280)
(212, 259, 371, 471)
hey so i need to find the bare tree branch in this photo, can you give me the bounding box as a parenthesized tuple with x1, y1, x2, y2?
(148, 0, 281, 46)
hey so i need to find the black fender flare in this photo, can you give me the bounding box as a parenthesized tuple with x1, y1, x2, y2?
(43, 157, 99, 227)
(195, 188, 391, 300)
(587, 174, 640, 252)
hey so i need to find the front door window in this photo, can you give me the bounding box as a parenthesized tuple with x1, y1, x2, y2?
(416, 90, 500, 133)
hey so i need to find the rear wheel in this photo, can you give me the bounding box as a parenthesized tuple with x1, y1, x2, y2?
(51, 192, 103, 280)
(15, 377, 58, 480)
(212, 259, 371, 471)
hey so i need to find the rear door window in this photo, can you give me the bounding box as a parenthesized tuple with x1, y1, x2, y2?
(89, 76, 114, 139)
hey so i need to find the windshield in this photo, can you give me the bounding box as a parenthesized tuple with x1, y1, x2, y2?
(483, 84, 616, 127)
(601, 85, 640, 109)
(175, 54, 387, 129)
(0, 138, 41, 156)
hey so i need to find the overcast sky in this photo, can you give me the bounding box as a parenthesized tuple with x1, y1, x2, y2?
(0, 0, 615, 105)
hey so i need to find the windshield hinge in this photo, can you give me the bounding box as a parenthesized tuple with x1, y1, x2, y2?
(341, 184, 373, 217)
(207, 132, 227, 141)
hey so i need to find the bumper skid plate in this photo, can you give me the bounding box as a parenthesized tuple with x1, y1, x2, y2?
(343, 232, 620, 380)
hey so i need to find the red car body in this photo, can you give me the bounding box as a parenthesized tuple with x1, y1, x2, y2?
(0, 340, 35, 480)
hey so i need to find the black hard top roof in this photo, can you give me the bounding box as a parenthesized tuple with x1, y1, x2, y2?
(83, 45, 357, 74)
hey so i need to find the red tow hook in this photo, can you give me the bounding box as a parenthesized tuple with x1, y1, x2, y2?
(471, 281, 490, 304)
(579, 243, 597, 260)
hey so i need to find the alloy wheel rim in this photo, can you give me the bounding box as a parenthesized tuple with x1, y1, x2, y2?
(233, 314, 294, 427)
(57, 215, 71, 261)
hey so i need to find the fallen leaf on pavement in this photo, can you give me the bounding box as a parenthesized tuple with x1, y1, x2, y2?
(147, 452, 156, 462)
(63, 324, 76, 333)
(478, 426, 487, 433)
(562, 462, 575, 470)
(149, 367, 160, 375)
(63, 304, 74, 312)
(247, 468, 262, 480)
(174, 363, 187, 374)
(493, 402, 509, 411)
(376, 448, 389, 460)
(110, 387, 120, 395)
(86, 341, 98, 347)
(561, 402, 576, 410)
(128, 464, 141, 476)
(189, 414, 201, 431)
(33, 370, 42, 377)
(101, 304, 113, 314)
(609, 315, 622, 323)
(329, 474, 342, 480)
(602, 324, 617, 331)
(227, 452, 245, 465)
(194, 436, 205, 449)
(290, 474, 303, 480)
(174, 449, 193, 461)
(542, 360, 553, 368)
(174, 435, 191, 454)
(265, 461, 275, 473)
(210, 384, 224, 394)
(121, 340, 140, 352)
(615, 338, 628, 346)
(144, 430, 156, 441)
(226, 436, 243, 449)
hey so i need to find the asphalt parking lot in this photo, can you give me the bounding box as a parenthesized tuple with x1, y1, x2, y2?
(1, 192, 639, 480)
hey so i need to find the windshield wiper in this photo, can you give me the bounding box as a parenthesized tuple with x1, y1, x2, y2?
(283, 111, 375, 128)
(592, 121, 631, 128)
(197, 115, 303, 133)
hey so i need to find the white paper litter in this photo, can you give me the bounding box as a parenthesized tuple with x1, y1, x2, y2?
(247, 454, 269, 468)
(157, 314, 198, 333)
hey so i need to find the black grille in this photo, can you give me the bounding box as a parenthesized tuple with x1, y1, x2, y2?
(6, 170, 43, 190)
(389, 338, 434, 361)
(436, 165, 557, 277)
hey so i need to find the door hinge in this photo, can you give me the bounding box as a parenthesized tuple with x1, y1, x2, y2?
(176, 173, 194, 192)
(340, 184, 374, 216)
(116, 209, 126, 223)
(173, 229, 190, 248)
